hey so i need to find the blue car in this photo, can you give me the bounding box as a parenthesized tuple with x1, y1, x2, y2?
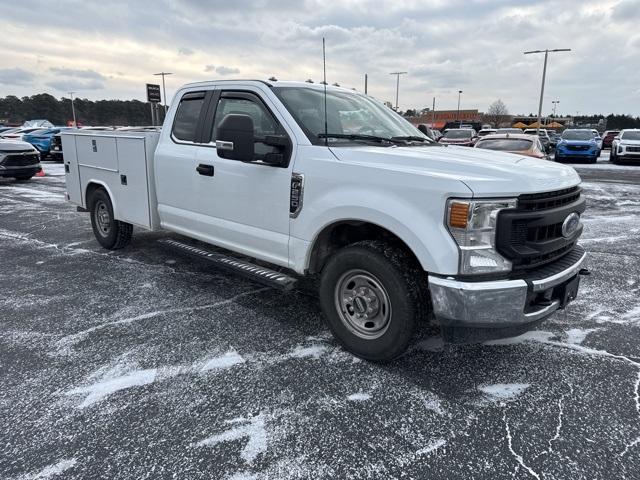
(554, 129, 599, 163)
(22, 128, 73, 158)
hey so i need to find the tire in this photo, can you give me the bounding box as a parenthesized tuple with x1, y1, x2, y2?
(13, 175, 34, 181)
(319, 240, 429, 362)
(88, 188, 133, 250)
(589, 155, 598, 164)
(554, 153, 562, 162)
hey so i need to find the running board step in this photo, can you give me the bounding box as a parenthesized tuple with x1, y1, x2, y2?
(159, 239, 297, 291)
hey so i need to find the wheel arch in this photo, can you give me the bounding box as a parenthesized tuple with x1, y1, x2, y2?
(85, 181, 118, 217)
(306, 219, 425, 274)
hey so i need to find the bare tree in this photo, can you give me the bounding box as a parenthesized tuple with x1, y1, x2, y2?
(485, 99, 510, 128)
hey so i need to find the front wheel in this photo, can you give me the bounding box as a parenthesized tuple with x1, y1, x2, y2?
(89, 188, 133, 250)
(319, 241, 429, 362)
(13, 175, 34, 181)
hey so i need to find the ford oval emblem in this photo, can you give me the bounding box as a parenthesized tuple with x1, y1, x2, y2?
(562, 212, 580, 238)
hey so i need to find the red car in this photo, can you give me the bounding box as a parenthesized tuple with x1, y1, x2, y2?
(602, 130, 620, 149)
(438, 128, 477, 147)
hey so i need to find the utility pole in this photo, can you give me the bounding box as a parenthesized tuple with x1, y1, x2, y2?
(456, 90, 463, 125)
(431, 97, 436, 127)
(154, 72, 173, 114)
(364, 73, 368, 95)
(68, 91, 77, 127)
(524, 48, 571, 134)
(389, 71, 407, 111)
(552, 100, 559, 117)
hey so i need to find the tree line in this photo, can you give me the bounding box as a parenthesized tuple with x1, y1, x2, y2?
(0, 93, 165, 127)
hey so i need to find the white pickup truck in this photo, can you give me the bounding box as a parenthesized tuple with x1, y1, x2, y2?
(62, 80, 588, 361)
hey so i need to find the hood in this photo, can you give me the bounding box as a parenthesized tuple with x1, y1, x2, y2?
(558, 139, 595, 146)
(620, 139, 640, 146)
(329, 144, 581, 196)
(0, 139, 37, 152)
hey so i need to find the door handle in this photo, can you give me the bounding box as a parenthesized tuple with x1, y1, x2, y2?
(196, 164, 214, 176)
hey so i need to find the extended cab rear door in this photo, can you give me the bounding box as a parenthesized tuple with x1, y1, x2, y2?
(154, 90, 211, 234)
(194, 88, 295, 267)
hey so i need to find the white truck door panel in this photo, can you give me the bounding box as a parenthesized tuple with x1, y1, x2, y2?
(195, 148, 291, 266)
(114, 137, 152, 228)
(154, 91, 207, 234)
(60, 134, 82, 205)
(74, 135, 118, 171)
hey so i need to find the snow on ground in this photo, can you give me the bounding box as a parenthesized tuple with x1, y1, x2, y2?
(478, 384, 530, 402)
(2, 156, 640, 479)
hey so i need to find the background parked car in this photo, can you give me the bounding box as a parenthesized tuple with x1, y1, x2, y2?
(602, 130, 620, 149)
(610, 129, 640, 164)
(548, 131, 561, 149)
(474, 133, 547, 159)
(438, 128, 477, 146)
(477, 128, 497, 137)
(0, 127, 46, 141)
(495, 127, 524, 134)
(523, 128, 552, 153)
(554, 129, 599, 163)
(0, 139, 42, 180)
(591, 129, 603, 156)
(22, 127, 74, 159)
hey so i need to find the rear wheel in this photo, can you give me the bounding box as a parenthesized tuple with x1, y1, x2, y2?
(319, 241, 429, 362)
(13, 175, 34, 181)
(89, 188, 133, 250)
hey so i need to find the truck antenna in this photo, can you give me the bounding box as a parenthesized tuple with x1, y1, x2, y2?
(323, 37, 328, 146)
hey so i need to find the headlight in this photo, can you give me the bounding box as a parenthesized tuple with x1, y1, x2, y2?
(446, 198, 517, 274)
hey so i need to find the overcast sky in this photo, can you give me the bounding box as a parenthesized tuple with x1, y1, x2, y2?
(0, 0, 638, 115)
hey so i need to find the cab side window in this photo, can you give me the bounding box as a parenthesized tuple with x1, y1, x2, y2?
(211, 94, 286, 159)
(172, 92, 205, 142)
(212, 97, 280, 140)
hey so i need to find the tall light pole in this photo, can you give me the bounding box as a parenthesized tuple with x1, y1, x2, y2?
(68, 91, 77, 127)
(456, 90, 463, 125)
(524, 48, 571, 134)
(389, 71, 407, 111)
(153, 72, 173, 114)
(552, 100, 559, 117)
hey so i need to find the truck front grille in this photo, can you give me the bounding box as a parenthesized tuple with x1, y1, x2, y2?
(496, 187, 585, 272)
(1, 153, 40, 166)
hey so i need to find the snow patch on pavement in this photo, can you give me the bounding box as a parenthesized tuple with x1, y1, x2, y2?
(564, 328, 599, 345)
(288, 343, 329, 360)
(416, 438, 446, 456)
(195, 414, 267, 464)
(347, 392, 371, 402)
(66, 368, 157, 408)
(199, 350, 246, 372)
(18, 458, 77, 479)
(479, 383, 530, 402)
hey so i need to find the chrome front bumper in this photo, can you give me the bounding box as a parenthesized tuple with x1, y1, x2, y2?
(428, 247, 587, 329)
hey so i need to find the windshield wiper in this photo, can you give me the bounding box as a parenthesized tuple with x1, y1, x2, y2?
(318, 133, 405, 144)
(390, 135, 434, 144)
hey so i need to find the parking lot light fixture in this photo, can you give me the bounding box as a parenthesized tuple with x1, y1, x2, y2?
(153, 72, 173, 114)
(552, 100, 560, 117)
(523, 49, 571, 135)
(68, 91, 77, 127)
(457, 90, 463, 125)
(389, 72, 407, 111)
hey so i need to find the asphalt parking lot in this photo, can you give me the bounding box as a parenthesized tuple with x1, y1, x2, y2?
(1, 152, 639, 480)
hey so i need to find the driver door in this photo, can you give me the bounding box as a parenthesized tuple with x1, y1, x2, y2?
(194, 90, 294, 267)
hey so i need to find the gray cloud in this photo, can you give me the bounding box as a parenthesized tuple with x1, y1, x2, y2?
(46, 79, 105, 91)
(0, 68, 35, 86)
(204, 65, 240, 75)
(0, 0, 634, 113)
(49, 67, 106, 81)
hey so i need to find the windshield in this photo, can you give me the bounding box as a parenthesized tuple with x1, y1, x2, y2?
(562, 130, 593, 140)
(476, 138, 533, 151)
(477, 130, 495, 137)
(273, 86, 432, 145)
(443, 129, 473, 139)
(622, 131, 640, 140)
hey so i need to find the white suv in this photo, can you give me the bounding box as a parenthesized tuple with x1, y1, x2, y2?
(611, 129, 640, 164)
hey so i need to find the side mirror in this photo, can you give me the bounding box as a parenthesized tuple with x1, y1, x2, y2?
(216, 114, 254, 162)
(613, 136, 620, 141)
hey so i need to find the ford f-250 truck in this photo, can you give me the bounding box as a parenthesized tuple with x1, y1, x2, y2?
(62, 80, 588, 361)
